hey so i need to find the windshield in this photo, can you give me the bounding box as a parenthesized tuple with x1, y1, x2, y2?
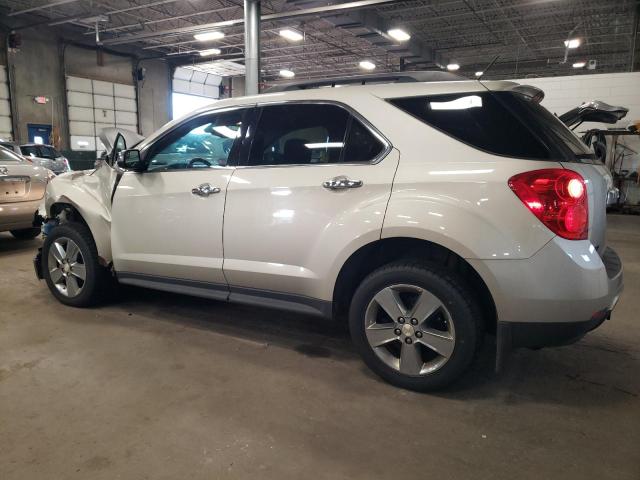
(0, 146, 24, 162)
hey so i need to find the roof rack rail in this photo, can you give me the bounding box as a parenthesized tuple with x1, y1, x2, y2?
(264, 71, 464, 93)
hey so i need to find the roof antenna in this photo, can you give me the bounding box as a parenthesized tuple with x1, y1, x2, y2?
(477, 54, 500, 82)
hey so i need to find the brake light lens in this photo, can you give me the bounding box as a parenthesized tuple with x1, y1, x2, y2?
(508, 168, 588, 240)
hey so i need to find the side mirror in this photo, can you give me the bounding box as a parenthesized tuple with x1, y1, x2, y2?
(117, 149, 143, 171)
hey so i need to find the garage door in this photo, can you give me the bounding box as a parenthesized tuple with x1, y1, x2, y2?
(66, 76, 138, 152)
(0, 65, 12, 141)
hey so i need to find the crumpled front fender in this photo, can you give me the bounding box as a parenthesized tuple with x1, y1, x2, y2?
(44, 170, 113, 264)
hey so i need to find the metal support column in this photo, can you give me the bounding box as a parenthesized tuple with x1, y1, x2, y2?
(244, 0, 261, 95)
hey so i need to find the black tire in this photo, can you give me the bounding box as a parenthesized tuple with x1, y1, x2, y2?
(42, 221, 110, 307)
(349, 261, 482, 392)
(10, 228, 40, 240)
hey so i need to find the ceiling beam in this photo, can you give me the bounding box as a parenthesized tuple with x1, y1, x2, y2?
(8, 0, 81, 16)
(101, 0, 400, 45)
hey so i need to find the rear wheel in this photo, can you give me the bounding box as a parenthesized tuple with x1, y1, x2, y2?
(349, 261, 482, 391)
(10, 228, 40, 240)
(42, 222, 109, 307)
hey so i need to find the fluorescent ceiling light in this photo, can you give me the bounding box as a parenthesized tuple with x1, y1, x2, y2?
(359, 60, 376, 70)
(430, 95, 482, 110)
(305, 142, 344, 149)
(199, 48, 221, 56)
(564, 38, 580, 49)
(279, 28, 303, 42)
(572, 61, 586, 68)
(279, 69, 295, 78)
(446, 63, 460, 71)
(212, 126, 240, 139)
(387, 28, 411, 42)
(475, 71, 483, 77)
(194, 31, 225, 41)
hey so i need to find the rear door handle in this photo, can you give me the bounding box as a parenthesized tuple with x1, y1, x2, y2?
(191, 183, 221, 197)
(322, 176, 363, 190)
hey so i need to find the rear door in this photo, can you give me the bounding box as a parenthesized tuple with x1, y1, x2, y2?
(222, 102, 398, 307)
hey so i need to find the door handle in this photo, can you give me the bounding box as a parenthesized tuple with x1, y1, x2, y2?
(191, 183, 221, 197)
(322, 176, 363, 190)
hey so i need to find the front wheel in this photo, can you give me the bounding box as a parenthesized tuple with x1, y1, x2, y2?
(349, 261, 482, 391)
(42, 222, 109, 307)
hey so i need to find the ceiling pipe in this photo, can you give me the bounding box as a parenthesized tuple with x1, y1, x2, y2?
(244, 0, 261, 96)
(101, 0, 399, 46)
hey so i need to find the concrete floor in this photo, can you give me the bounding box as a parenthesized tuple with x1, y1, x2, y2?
(1, 216, 638, 480)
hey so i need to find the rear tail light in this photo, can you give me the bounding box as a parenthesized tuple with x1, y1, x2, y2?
(508, 168, 588, 240)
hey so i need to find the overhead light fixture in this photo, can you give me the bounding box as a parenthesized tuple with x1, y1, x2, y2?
(475, 71, 483, 77)
(199, 48, 221, 56)
(387, 28, 411, 42)
(564, 38, 581, 49)
(572, 61, 586, 68)
(446, 63, 460, 71)
(359, 60, 376, 70)
(194, 31, 225, 41)
(279, 69, 295, 78)
(279, 28, 304, 42)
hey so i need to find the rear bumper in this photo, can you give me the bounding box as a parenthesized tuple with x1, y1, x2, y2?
(0, 198, 42, 232)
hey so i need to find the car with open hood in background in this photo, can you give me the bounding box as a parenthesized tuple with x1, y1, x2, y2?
(0, 144, 54, 239)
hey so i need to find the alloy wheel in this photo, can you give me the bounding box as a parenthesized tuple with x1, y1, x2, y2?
(47, 237, 86, 298)
(364, 284, 455, 375)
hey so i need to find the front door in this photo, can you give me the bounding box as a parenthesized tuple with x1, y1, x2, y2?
(111, 107, 249, 299)
(223, 102, 398, 309)
(27, 123, 52, 144)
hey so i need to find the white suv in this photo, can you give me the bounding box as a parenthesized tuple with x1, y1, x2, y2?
(34, 72, 623, 391)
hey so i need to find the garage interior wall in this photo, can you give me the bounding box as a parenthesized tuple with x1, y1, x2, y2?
(510, 72, 640, 129)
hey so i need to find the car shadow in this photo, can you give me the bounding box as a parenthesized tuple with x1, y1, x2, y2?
(0, 232, 41, 256)
(77, 285, 639, 406)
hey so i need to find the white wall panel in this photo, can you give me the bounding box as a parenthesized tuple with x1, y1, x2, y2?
(0, 65, 11, 140)
(67, 91, 93, 107)
(93, 94, 114, 109)
(69, 121, 95, 136)
(114, 83, 136, 99)
(92, 80, 113, 96)
(67, 75, 137, 150)
(68, 106, 94, 122)
(115, 111, 137, 125)
(70, 135, 96, 150)
(94, 108, 115, 123)
(66, 76, 92, 93)
(115, 97, 136, 112)
(0, 98, 10, 116)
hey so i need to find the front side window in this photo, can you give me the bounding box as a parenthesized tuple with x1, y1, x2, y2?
(146, 109, 245, 172)
(248, 103, 385, 166)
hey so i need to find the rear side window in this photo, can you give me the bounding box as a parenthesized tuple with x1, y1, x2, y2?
(20, 145, 39, 157)
(389, 92, 551, 160)
(248, 103, 386, 166)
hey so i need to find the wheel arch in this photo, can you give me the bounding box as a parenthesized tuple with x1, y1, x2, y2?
(48, 198, 112, 266)
(332, 237, 497, 333)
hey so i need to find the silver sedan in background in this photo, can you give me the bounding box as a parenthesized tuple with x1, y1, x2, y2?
(0, 145, 53, 239)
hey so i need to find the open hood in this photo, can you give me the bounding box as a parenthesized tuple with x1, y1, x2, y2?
(98, 127, 144, 154)
(559, 101, 628, 128)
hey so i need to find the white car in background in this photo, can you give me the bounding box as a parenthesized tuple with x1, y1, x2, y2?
(19, 143, 71, 175)
(34, 72, 623, 391)
(0, 145, 53, 239)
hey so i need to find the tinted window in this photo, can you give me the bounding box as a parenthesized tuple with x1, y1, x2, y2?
(146, 109, 245, 172)
(39, 146, 59, 158)
(20, 145, 39, 158)
(344, 118, 385, 162)
(390, 92, 552, 159)
(249, 104, 350, 166)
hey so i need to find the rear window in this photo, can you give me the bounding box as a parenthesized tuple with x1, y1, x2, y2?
(389, 91, 592, 161)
